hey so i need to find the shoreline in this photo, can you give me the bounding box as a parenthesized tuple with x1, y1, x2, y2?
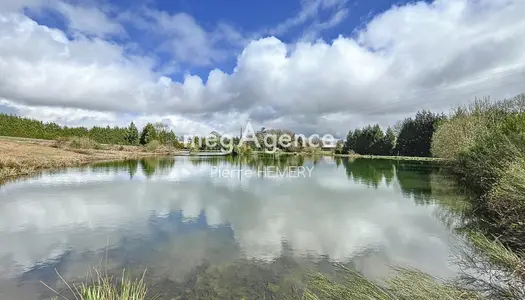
(0, 138, 177, 183)
(0, 137, 445, 184)
(333, 153, 444, 161)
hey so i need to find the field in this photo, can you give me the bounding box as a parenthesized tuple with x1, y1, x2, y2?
(0, 137, 174, 182)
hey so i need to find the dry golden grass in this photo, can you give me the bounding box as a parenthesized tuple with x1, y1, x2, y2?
(0, 138, 167, 182)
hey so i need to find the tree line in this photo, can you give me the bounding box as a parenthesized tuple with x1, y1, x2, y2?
(340, 110, 446, 157)
(0, 113, 182, 147)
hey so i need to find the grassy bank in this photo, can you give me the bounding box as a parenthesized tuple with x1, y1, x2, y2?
(431, 95, 525, 281)
(334, 153, 444, 161)
(0, 137, 176, 183)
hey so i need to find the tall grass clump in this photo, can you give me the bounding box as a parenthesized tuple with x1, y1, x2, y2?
(55, 136, 104, 150)
(144, 140, 164, 152)
(302, 266, 480, 300)
(456, 231, 525, 299)
(69, 137, 103, 150)
(431, 94, 525, 251)
(43, 269, 153, 300)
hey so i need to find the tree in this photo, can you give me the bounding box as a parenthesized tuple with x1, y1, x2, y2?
(140, 123, 157, 145)
(335, 139, 345, 154)
(343, 125, 387, 155)
(154, 122, 170, 144)
(381, 127, 396, 155)
(394, 110, 445, 157)
(343, 130, 354, 154)
(125, 122, 139, 145)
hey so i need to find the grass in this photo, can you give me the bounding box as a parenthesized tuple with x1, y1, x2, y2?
(466, 231, 524, 279)
(41, 265, 483, 300)
(302, 266, 480, 300)
(0, 138, 168, 183)
(62, 136, 105, 150)
(43, 269, 153, 300)
(334, 153, 444, 161)
(455, 231, 525, 299)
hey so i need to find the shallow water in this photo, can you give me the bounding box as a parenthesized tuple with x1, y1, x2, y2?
(0, 156, 470, 299)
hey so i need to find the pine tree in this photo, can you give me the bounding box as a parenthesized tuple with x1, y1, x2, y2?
(140, 123, 157, 145)
(382, 127, 396, 155)
(126, 122, 139, 145)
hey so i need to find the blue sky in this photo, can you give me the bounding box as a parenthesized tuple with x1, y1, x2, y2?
(0, 0, 524, 136)
(26, 0, 418, 78)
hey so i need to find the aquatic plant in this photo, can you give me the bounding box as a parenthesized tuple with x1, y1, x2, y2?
(43, 269, 154, 300)
(302, 266, 480, 300)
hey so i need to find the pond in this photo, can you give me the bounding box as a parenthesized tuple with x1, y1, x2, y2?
(0, 156, 471, 299)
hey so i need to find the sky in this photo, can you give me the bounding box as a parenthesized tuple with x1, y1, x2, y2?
(0, 0, 524, 137)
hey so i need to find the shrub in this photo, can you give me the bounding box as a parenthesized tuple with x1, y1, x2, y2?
(54, 136, 69, 148)
(67, 137, 102, 150)
(432, 114, 489, 160)
(431, 94, 525, 253)
(145, 140, 161, 152)
(486, 156, 525, 249)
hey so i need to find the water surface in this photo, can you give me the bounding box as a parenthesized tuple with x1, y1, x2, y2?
(0, 156, 469, 299)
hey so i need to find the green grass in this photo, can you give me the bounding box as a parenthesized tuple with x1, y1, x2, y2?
(55, 136, 105, 150)
(41, 264, 485, 300)
(43, 269, 154, 300)
(302, 266, 480, 300)
(334, 153, 444, 161)
(467, 231, 524, 278)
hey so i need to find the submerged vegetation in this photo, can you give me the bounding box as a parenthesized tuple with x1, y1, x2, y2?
(44, 265, 483, 300)
(303, 267, 480, 300)
(45, 269, 151, 300)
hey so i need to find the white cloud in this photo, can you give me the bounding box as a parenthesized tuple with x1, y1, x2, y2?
(148, 10, 226, 66)
(1, 0, 525, 136)
(54, 1, 125, 37)
(269, 0, 349, 36)
(0, 0, 44, 12)
(300, 7, 349, 41)
(120, 8, 248, 67)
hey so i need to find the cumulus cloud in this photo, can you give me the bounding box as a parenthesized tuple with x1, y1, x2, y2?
(0, 0, 524, 136)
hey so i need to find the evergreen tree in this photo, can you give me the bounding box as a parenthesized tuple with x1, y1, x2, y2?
(126, 122, 139, 145)
(381, 127, 396, 155)
(394, 110, 445, 157)
(140, 123, 157, 145)
(343, 130, 354, 154)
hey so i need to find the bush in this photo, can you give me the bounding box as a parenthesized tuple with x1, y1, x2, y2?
(232, 144, 253, 156)
(67, 137, 102, 150)
(431, 94, 525, 252)
(54, 136, 69, 148)
(432, 114, 488, 160)
(487, 156, 525, 249)
(145, 140, 162, 152)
